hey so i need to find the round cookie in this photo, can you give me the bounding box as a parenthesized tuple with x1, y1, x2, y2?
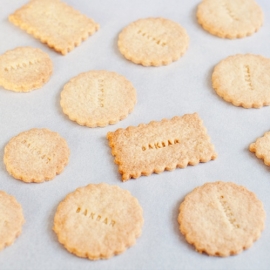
(212, 54, 270, 108)
(0, 47, 53, 92)
(0, 190, 24, 251)
(60, 70, 137, 127)
(118, 17, 189, 66)
(4, 128, 70, 183)
(53, 183, 144, 260)
(178, 181, 265, 257)
(197, 0, 263, 39)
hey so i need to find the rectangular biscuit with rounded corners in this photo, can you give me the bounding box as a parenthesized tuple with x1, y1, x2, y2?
(9, 0, 99, 55)
(107, 113, 217, 181)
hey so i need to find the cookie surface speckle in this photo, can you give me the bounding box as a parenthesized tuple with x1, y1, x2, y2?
(60, 70, 137, 127)
(0, 47, 53, 92)
(4, 128, 70, 183)
(9, 0, 99, 55)
(0, 191, 24, 251)
(212, 54, 270, 108)
(107, 113, 217, 181)
(53, 183, 143, 260)
(178, 181, 265, 256)
(118, 17, 189, 66)
(250, 131, 270, 165)
(197, 0, 263, 38)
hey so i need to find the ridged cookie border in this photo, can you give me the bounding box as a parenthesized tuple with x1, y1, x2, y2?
(9, 0, 99, 55)
(3, 128, 70, 183)
(107, 114, 217, 181)
(53, 183, 144, 260)
(196, 0, 263, 39)
(249, 131, 270, 165)
(178, 181, 265, 257)
(118, 17, 189, 66)
(60, 70, 137, 127)
(212, 54, 270, 108)
(0, 190, 25, 251)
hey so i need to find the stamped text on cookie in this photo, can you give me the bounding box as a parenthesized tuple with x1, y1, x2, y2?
(142, 138, 180, 151)
(218, 195, 240, 229)
(4, 59, 41, 72)
(137, 29, 167, 47)
(76, 207, 116, 227)
(221, 1, 239, 21)
(107, 113, 217, 181)
(97, 79, 105, 107)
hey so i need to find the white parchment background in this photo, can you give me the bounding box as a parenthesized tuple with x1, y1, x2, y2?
(0, 0, 270, 269)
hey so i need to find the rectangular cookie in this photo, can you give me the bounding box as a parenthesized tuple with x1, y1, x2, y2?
(9, 0, 99, 55)
(107, 113, 217, 181)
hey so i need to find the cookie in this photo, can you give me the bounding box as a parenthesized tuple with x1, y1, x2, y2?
(212, 54, 270, 108)
(0, 190, 24, 251)
(178, 181, 265, 256)
(107, 113, 217, 181)
(197, 0, 263, 38)
(0, 47, 53, 92)
(60, 70, 136, 127)
(53, 183, 143, 260)
(4, 128, 70, 183)
(118, 17, 189, 66)
(9, 0, 99, 55)
(250, 131, 270, 165)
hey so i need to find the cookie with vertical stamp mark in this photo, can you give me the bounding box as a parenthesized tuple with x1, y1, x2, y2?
(60, 70, 136, 127)
(212, 54, 270, 108)
(107, 113, 217, 181)
(118, 17, 189, 66)
(4, 128, 70, 183)
(53, 183, 143, 260)
(9, 0, 99, 55)
(197, 0, 263, 38)
(178, 181, 265, 256)
(0, 190, 24, 251)
(0, 47, 53, 92)
(249, 131, 270, 166)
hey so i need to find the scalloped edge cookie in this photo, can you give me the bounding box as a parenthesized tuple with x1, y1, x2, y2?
(118, 17, 189, 66)
(197, 0, 263, 39)
(178, 181, 265, 257)
(60, 70, 137, 127)
(53, 183, 143, 260)
(4, 128, 70, 183)
(250, 131, 270, 165)
(107, 113, 217, 181)
(212, 54, 270, 108)
(0, 190, 25, 251)
(9, 0, 99, 55)
(0, 47, 53, 92)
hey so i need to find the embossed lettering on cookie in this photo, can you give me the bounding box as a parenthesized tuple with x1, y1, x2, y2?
(53, 183, 144, 260)
(118, 17, 189, 66)
(178, 181, 265, 256)
(0, 47, 53, 92)
(197, 0, 263, 39)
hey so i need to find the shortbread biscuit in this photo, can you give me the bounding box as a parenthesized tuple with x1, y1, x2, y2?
(107, 113, 217, 181)
(197, 0, 263, 38)
(212, 54, 270, 108)
(9, 0, 99, 55)
(0, 47, 53, 92)
(53, 183, 143, 260)
(60, 70, 136, 127)
(118, 17, 189, 66)
(4, 128, 70, 183)
(250, 131, 270, 165)
(178, 181, 265, 256)
(0, 190, 24, 251)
